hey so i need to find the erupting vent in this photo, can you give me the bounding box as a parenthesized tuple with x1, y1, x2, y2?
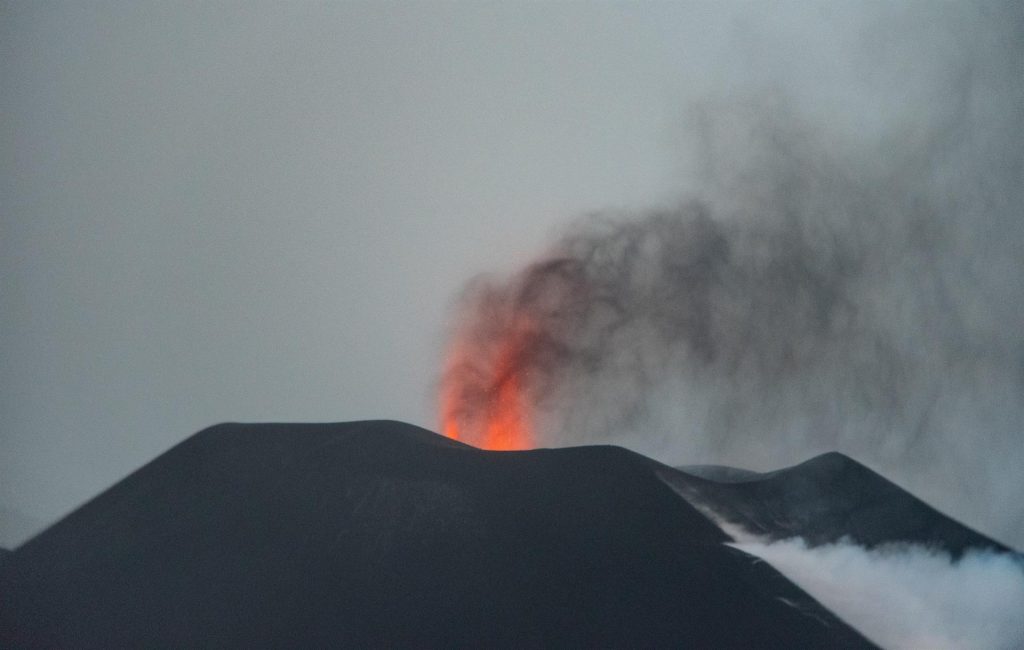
(438, 257, 585, 451)
(440, 315, 536, 451)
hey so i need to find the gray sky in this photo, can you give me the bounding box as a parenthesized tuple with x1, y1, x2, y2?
(3, 2, 1021, 547)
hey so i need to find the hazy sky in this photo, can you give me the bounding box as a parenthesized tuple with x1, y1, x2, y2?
(3, 2, 1021, 547)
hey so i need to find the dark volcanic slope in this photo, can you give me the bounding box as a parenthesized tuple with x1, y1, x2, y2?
(661, 452, 1012, 555)
(1, 421, 871, 648)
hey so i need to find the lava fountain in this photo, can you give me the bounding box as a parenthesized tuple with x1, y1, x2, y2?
(439, 258, 586, 451)
(439, 313, 537, 451)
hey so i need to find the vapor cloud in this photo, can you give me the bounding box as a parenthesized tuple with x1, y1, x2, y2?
(440, 2, 1024, 546)
(733, 539, 1024, 650)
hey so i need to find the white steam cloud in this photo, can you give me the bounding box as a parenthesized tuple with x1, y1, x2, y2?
(733, 539, 1024, 650)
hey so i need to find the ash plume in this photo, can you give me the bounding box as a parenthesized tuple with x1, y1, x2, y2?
(440, 2, 1024, 546)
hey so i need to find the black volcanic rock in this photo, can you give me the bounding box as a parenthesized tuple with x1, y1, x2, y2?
(662, 452, 1011, 555)
(0, 420, 872, 648)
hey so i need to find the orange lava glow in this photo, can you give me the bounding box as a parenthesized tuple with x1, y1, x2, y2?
(479, 355, 531, 451)
(440, 319, 535, 451)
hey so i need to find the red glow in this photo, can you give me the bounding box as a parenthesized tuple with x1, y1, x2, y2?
(440, 318, 534, 451)
(480, 352, 531, 451)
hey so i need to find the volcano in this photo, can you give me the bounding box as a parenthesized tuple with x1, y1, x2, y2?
(0, 421, 1014, 648)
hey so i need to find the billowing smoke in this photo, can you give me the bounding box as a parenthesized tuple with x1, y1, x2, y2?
(439, 2, 1024, 546)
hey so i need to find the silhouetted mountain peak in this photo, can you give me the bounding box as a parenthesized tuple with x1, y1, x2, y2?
(2, 420, 874, 648)
(662, 451, 1009, 555)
